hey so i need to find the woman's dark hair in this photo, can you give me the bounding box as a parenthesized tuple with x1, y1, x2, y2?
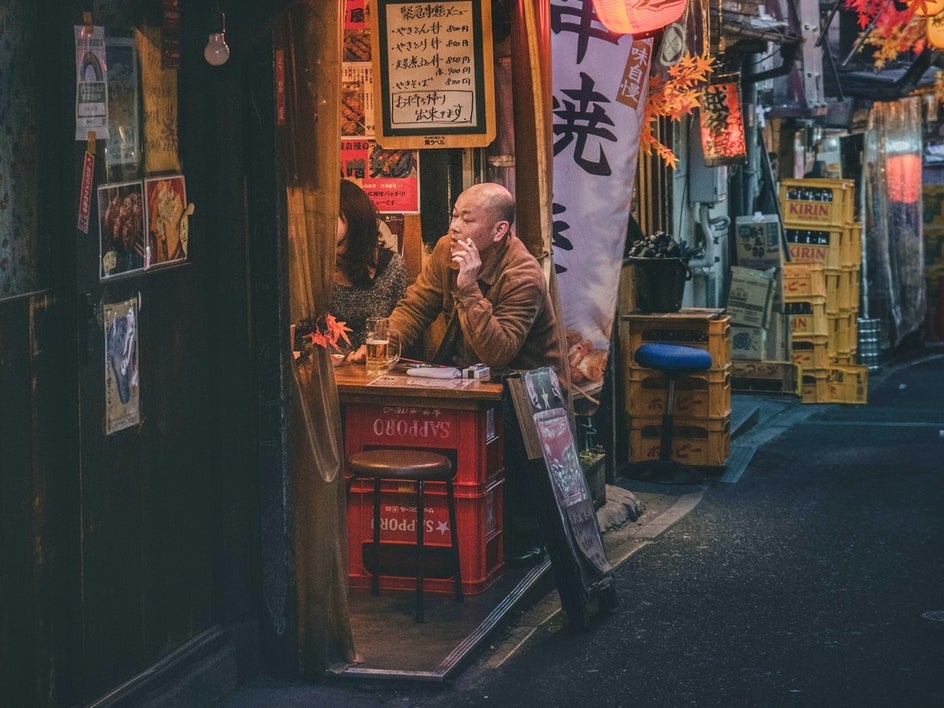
(338, 179, 380, 287)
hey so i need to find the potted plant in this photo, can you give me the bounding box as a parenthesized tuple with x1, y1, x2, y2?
(625, 231, 702, 312)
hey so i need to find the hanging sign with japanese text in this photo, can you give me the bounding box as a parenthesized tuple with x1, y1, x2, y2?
(370, 0, 496, 149)
(699, 74, 747, 167)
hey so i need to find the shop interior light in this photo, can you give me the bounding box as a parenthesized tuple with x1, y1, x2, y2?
(204, 6, 230, 66)
(592, 0, 687, 36)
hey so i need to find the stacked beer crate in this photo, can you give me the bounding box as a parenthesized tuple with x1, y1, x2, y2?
(620, 309, 732, 467)
(729, 215, 799, 396)
(779, 178, 868, 403)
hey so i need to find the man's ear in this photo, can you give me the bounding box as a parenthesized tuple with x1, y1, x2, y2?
(493, 220, 510, 242)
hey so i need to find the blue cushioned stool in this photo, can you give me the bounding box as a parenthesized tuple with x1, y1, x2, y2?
(347, 448, 463, 623)
(627, 343, 713, 482)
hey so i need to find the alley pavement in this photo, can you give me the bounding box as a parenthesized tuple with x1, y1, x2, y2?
(221, 345, 944, 707)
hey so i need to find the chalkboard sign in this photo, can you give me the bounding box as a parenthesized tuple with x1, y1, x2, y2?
(370, 0, 496, 149)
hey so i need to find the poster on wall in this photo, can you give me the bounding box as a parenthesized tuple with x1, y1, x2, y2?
(341, 138, 420, 214)
(551, 0, 651, 389)
(341, 0, 419, 216)
(74, 24, 109, 141)
(105, 38, 140, 174)
(104, 297, 141, 435)
(98, 181, 146, 279)
(135, 25, 181, 173)
(144, 175, 189, 266)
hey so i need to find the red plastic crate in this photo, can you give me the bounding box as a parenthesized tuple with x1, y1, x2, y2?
(343, 403, 504, 488)
(347, 477, 503, 595)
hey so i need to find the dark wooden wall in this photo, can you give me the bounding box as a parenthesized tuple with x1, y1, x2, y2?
(0, 1, 288, 704)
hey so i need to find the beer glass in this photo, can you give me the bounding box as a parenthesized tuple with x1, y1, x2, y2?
(365, 317, 400, 375)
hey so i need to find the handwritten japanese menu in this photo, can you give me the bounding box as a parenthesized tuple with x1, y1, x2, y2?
(371, 0, 495, 149)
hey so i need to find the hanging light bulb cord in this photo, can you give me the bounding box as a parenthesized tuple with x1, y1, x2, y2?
(204, 1, 230, 66)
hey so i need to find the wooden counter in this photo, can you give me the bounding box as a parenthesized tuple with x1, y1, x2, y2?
(334, 363, 506, 595)
(333, 364, 504, 407)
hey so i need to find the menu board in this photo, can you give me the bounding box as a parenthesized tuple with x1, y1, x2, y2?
(370, 0, 496, 149)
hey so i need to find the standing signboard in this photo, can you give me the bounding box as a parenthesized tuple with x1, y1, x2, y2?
(507, 368, 617, 628)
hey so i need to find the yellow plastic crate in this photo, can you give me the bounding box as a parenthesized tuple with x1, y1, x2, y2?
(841, 266, 860, 311)
(628, 414, 730, 467)
(621, 309, 732, 370)
(732, 360, 801, 396)
(785, 227, 842, 270)
(783, 262, 826, 299)
(792, 334, 830, 369)
(825, 269, 842, 314)
(785, 296, 828, 337)
(780, 178, 855, 226)
(801, 368, 829, 403)
(827, 365, 868, 404)
(829, 312, 858, 358)
(625, 364, 732, 419)
(842, 225, 863, 268)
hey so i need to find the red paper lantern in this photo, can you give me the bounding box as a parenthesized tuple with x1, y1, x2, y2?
(592, 0, 687, 36)
(885, 154, 921, 203)
(928, 13, 944, 48)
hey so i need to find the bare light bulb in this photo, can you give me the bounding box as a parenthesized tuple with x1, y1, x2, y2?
(204, 31, 230, 66)
(204, 10, 230, 66)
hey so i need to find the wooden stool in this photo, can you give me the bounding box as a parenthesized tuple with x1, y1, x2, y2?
(627, 343, 712, 482)
(347, 449, 463, 623)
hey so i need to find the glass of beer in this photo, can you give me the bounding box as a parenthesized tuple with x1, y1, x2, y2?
(366, 317, 400, 376)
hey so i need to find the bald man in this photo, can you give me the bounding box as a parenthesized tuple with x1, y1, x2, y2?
(387, 182, 564, 379)
(386, 182, 565, 566)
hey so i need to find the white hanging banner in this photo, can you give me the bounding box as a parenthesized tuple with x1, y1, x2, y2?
(551, 0, 651, 386)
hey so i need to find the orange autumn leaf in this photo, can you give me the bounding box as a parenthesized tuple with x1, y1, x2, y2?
(304, 314, 353, 352)
(667, 53, 714, 85)
(323, 314, 352, 348)
(642, 52, 714, 167)
(844, 0, 925, 68)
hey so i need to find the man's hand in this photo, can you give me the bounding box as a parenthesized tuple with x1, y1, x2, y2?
(347, 344, 367, 364)
(452, 237, 482, 289)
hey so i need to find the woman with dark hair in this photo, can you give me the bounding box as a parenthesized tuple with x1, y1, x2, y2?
(330, 179, 407, 356)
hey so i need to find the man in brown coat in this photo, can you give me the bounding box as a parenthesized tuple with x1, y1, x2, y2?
(387, 182, 565, 565)
(388, 182, 563, 378)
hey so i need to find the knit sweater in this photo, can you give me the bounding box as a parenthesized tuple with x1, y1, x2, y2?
(330, 251, 407, 349)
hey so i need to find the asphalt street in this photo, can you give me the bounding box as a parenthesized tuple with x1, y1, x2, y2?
(223, 350, 944, 707)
